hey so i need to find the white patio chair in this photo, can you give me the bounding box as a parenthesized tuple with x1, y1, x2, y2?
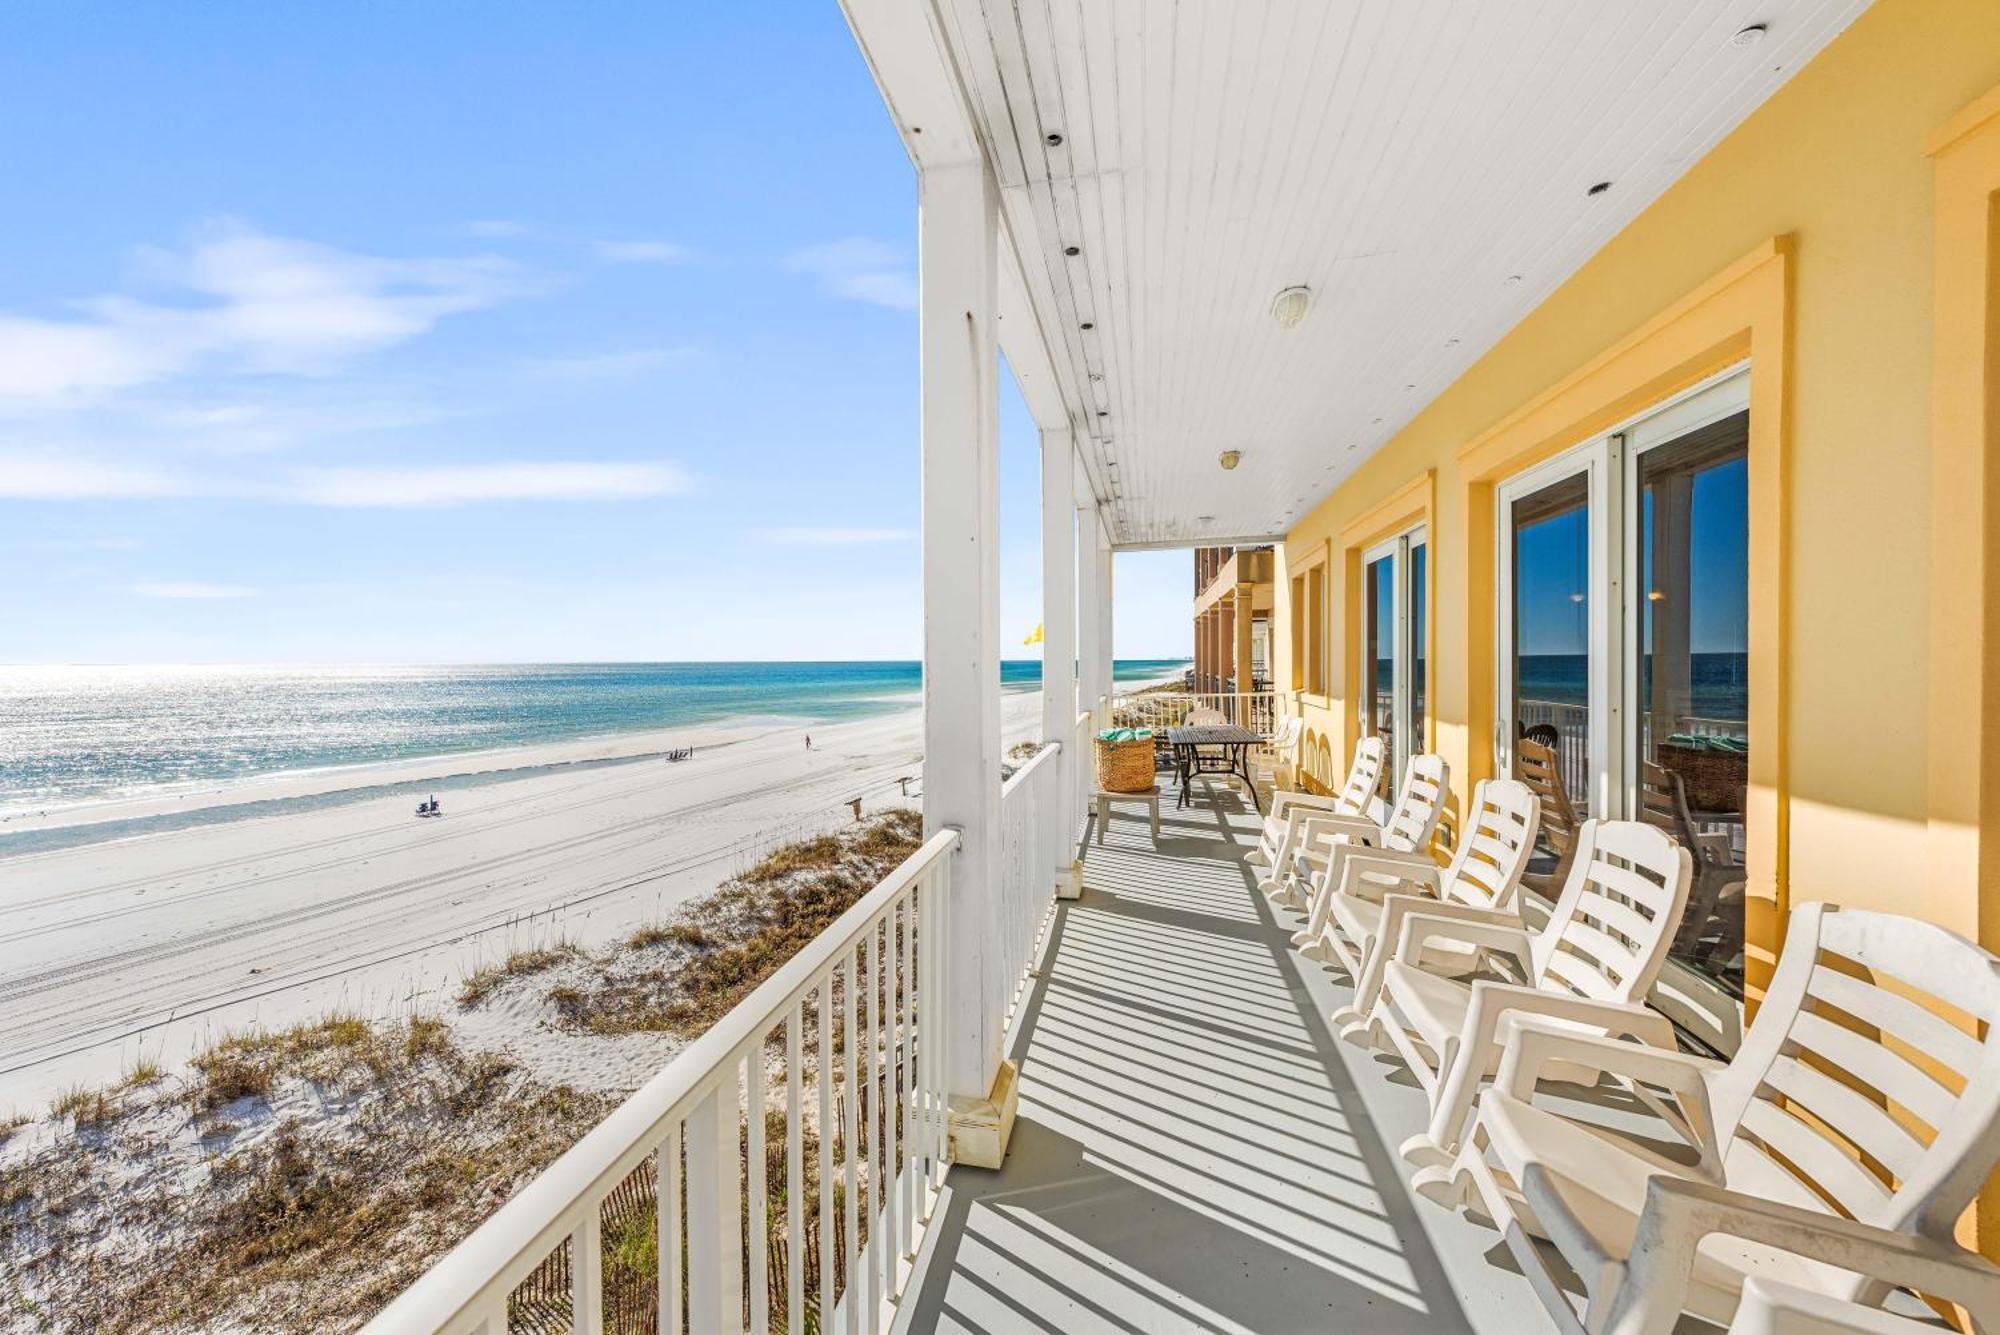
(1281, 752, 1450, 923)
(1732, 1260, 2000, 1335)
(1361, 818, 1690, 1166)
(1251, 715, 1305, 793)
(1248, 734, 1384, 896)
(1312, 778, 1541, 1042)
(1427, 902, 2000, 1335)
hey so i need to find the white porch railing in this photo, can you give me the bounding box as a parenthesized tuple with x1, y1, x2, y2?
(364, 830, 961, 1335)
(996, 743, 1063, 1025)
(1109, 689, 1278, 736)
(1515, 697, 1589, 809)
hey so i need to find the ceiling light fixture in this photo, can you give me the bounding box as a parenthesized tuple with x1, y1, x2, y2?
(1588, 180, 1612, 196)
(1270, 286, 1312, 330)
(1045, 131, 1064, 146)
(1731, 23, 1768, 47)
(1217, 450, 1242, 471)
(1080, 321, 1094, 331)
(1064, 245, 1080, 256)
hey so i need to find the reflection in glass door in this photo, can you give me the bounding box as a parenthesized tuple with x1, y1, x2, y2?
(1361, 528, 1425, 797)
(1631, 408, 1750, 993)
(1502, 468, 1598, 817)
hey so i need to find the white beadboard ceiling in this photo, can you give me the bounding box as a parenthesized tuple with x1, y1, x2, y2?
(909, 0, 1870, 547)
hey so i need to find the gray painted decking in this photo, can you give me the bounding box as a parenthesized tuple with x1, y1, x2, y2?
(893, 785, 1564, 1335)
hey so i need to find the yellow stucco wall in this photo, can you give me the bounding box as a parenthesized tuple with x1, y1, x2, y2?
(1275, 0, 2000, 1255)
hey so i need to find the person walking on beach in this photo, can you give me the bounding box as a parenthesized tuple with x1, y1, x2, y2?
(805, 734, 812, 751)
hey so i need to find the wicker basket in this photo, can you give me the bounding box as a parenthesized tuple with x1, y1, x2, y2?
(1657, 741, 1748, 813)
(1095, 737, 1156, 793)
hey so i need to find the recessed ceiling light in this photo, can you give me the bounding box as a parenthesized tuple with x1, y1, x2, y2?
(1196, 514, 1215, 522)
(1504, 274, 1523, 285)
(1446, 338, 1460, 347)
(1270, 286, 1312, 330)
(1064, 245, 1080, 257)
(1731, 23, 1768, 47)
(1404, 383, 1415, 391)
(1218, 450, 1242, 471)
(1080, 321, 1094, 331)
(1097, 409, 1108, 417)
(1588, 181, 1612, 196)
(1045, 131, 1064, 146)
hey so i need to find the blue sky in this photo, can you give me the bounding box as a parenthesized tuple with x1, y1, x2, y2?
(0, 3, 1190, 664)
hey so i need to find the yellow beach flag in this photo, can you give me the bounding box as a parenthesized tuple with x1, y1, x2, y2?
(1023, 622, 1044, 646)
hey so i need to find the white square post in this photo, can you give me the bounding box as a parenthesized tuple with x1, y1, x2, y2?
(1077, 494, 1104, 722)
(919, 159, 1015, 1169)
(1041, 429, 1082, 899)
(1095, 516, 1115, 720)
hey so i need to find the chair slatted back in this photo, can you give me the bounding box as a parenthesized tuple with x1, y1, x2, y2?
(1186, 707, 1227, 726)
(1708, 903, 2000, 1257)
(1381, 753, 1450, 855)
(1439, 779, 1541, 914)
(1337, 736, 1386, 815)
(1514, 738, 1578, 869)
(1528, 820, 1690, 1004)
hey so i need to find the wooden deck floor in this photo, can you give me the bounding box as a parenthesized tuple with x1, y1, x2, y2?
(892, 786, 1572, 1335)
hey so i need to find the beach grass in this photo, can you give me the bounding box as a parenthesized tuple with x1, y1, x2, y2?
(456, 940, 582, 1007)
(532, 807, 925, 1038)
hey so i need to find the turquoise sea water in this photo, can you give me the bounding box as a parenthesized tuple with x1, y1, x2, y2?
(0, 660, 1188, 812)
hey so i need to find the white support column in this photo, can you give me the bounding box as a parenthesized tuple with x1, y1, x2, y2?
(919, 159, 1015, 1168)
(1041, 429, 1082, 900)
(1095, 518, 1115, 720)
(1077, 494, 1104, 724)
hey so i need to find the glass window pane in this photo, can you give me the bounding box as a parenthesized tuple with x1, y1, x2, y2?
(1510, 471, 1591, 818)
(1637, 410, 1749, 996)
(1407, 541, 1426, 755)
(1364, 553, 1395, 795)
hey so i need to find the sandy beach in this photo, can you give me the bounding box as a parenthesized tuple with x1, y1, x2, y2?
(0, 693, 1047, 1115)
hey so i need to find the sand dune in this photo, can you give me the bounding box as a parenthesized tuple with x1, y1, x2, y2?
(0, 695, 1046, 1113)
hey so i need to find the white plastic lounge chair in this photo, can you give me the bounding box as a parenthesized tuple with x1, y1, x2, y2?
(1248, 735, 1384, 896)
(1427, 902, 2000, 1335)
(1252, 715, 1305, 793)
(1314, 778, 1541, 1041)
(1363, 818, 1690, 1165)
(1731, 1261, 2000, 1335)
(1283, 752, 1450, 924)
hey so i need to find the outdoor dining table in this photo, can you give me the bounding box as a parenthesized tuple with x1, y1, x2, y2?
(1164, 724, 1264, 813)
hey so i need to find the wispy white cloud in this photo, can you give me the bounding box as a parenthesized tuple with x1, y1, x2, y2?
(0, 218, 523, 405)
(0, 453, 189, 500)
(292, 461, 689, 507)
(530, 346, 701, 380)
(131, 581, 255, 599)
(594, 239, 691, 266)
(460, 219, 531, 238)
(756, 526, 916, 545)
(783, 239, 917, 311)
(0, 450, 689, 508)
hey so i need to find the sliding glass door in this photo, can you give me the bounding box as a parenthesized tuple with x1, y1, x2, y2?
(1361, 527, 1426, 797)
(1496, 367, 1750, 1001)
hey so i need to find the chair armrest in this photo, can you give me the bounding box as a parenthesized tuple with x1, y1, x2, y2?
(1337, 853, 1443, 902)
(1392, 911, 1534, 973)
(1299, 812, 1386, 851)
(1272, 791, 1341, 821)
(1601, 1176, 2000, 1335)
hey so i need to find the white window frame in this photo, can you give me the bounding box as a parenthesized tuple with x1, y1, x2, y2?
(1494, 361, 1750, 819)
(1361, 523, 1427, 783)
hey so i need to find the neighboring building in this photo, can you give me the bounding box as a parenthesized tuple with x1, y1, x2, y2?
(1190, 545, 1272, 694)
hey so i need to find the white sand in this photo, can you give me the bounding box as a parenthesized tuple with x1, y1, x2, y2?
(0, 694, 1048, 1115)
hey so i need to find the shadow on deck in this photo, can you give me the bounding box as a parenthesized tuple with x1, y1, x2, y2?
(893, 788, 1561, 1335)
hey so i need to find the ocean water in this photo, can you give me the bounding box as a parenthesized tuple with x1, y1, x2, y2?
(1512, 652, 1748, 717)
(0, 660, 1188, 813)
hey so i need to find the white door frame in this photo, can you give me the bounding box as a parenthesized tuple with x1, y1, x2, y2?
(1361, 523, 1428, 784)
(1617, 364, 1751, 813)
(1495, 361, 1750, 819)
